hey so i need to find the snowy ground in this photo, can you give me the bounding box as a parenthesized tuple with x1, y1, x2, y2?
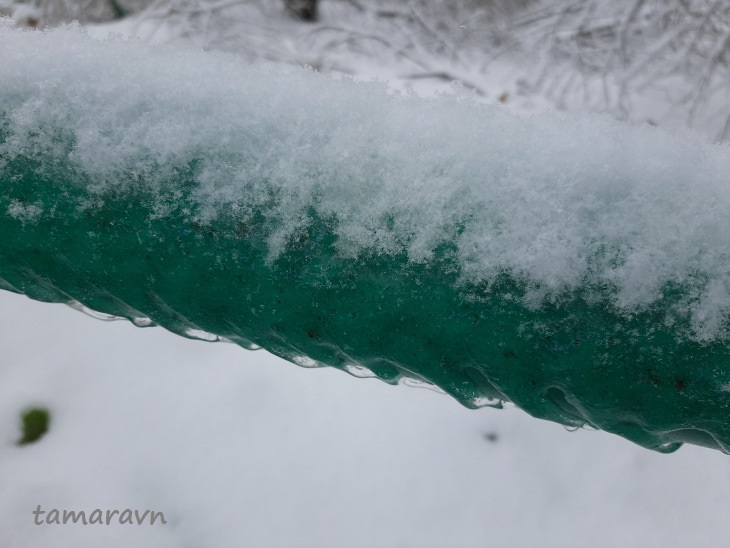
(2, 291, 730, 548)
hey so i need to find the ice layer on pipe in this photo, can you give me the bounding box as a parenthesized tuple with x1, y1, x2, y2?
(3, 24, 730, 452)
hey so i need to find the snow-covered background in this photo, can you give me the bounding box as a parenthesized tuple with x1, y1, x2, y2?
(2, 1, 730, 546)
(4, 292, 730, 548)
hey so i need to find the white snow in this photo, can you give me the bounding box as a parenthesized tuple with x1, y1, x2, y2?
(2, 290, 730, 548)
(3, 26, 730, 339)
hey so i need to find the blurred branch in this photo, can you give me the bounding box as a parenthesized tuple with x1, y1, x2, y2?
(18, 0, 730, 140)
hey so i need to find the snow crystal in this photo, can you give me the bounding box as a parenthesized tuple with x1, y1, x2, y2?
(7, 199, 42, 223)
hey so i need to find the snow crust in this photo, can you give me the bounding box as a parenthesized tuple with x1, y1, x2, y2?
(3, 24, 730, 340)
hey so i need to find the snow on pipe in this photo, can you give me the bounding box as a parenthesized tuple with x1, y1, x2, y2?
(3, 24, 730, 453)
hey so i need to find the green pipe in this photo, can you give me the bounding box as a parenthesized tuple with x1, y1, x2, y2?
(3, 26, 730, 453)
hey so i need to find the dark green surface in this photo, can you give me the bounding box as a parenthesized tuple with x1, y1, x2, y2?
(18, 407, 50, 446)
(2, 133, 730, 454)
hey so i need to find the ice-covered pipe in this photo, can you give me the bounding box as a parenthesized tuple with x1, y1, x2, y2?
(3, 24, 730, 452)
